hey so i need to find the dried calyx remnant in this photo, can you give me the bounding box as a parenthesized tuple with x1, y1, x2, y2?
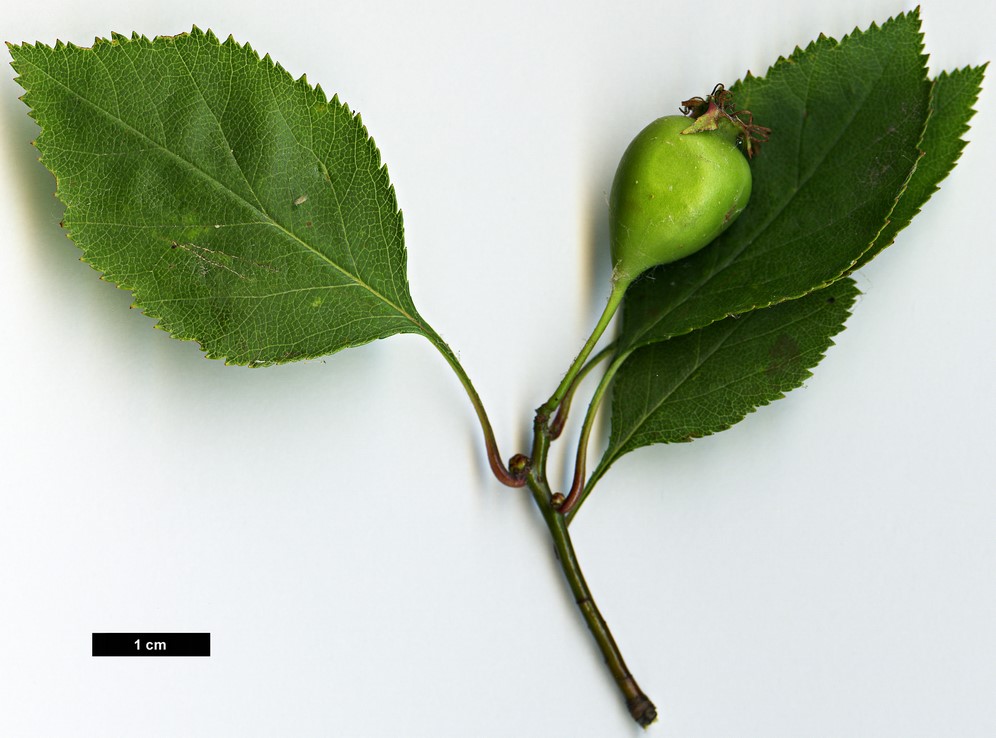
(680, 83, 771, 159)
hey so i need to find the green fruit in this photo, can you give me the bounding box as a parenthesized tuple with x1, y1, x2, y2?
(609, 114, 752, 285)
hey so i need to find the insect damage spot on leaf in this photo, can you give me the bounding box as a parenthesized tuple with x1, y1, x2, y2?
(766, 333, 802, 377)
(171, 241, 250, 280)
(168, 240, 280, 280)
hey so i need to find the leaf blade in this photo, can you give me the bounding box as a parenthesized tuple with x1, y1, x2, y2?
(617, 11, 929, 353)
(592, 278, 859, 486)
(10, 29, 426, 365)
(851, 63, 986, 270)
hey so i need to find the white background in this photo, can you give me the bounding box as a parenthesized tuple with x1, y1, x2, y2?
(1, 1, 993, 736)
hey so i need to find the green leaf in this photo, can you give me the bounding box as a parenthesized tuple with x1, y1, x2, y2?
(617, 10, 929, 353)
(590, 279, 859, 488)
(9, 29, 428, 366)
(851, 64, 986, 271)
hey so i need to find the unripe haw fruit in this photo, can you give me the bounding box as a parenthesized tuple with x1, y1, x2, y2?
(609, 85, 769, 286)
(542, 88, 769, 458)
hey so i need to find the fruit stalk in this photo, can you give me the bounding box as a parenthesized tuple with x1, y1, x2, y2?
(538, 280, 628, 424)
